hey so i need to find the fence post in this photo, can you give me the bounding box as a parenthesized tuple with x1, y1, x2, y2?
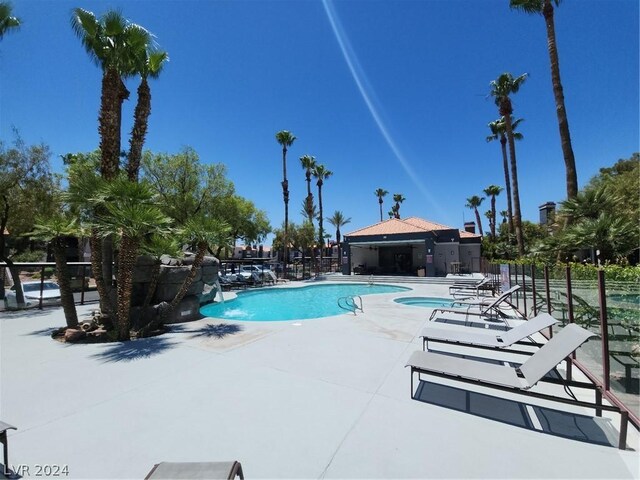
(531, 264, 537, 317)
(80, 264, 86, 305)
(565, 264, 575, 381)
(544, 265, 552, 338)
(598, 269, 611, 392)
(39, 265, 45, 310)
(566, 265, 575, 325)
(522, 264, 528, 316)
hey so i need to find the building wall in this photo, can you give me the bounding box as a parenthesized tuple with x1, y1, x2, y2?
(433, 242, 460, 275)
(459, 243, 481, 272)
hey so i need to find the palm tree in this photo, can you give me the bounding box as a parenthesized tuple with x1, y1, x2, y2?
(375, 188, 388, 222)
(0, 2, 20, 39)
(483, 185, 503, 239)
(127, 49, 169, 181)
(510, 0, 578, 199)
(465, 195, 485, 236)
(71, 8, 145, 181)
(499, 210, 509, 224)
(486, 116, 523, 234)
(490, 72, 528, 256)
(71, 9, 151, 306)
(392, 193, 405, 219)
(275, 130, 296, 268)
(312, 164, 332, 270)
(327, 210, 351, 263)
(300, 154, 316, 224)
(95, 178, 172, 341)
(29, 214, 80, 328)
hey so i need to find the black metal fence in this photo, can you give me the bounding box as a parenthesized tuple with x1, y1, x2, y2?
(1, 262, 98, 311)
(483, 262, 639, 429)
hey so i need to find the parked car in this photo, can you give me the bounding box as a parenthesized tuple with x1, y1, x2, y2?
(4, 281, 62, 309)
(238, 265, 270, 278)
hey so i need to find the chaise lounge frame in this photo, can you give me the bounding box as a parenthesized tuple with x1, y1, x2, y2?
(407, 324, 629, 449)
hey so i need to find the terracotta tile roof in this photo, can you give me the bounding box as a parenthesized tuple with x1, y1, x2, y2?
(345, 216, 481, 238)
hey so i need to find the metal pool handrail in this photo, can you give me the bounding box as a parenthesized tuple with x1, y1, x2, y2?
(338, 295, 363, 315)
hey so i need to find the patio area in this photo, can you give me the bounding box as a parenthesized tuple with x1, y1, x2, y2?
(1, 281, 638, 479)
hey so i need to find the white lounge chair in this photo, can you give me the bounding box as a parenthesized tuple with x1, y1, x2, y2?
(449, 277, 493, 298)
(145, 461, 244, 479)
(406, 324, 629, 449)
(429, 285, 523, 324)
(420, 312, 557, 352)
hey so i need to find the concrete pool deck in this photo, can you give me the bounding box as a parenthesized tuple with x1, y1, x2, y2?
(1, 280, 638, 479)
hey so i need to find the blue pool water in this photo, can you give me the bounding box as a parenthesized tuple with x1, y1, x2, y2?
(199, 283, 410, 321)
(394, 297, 455, 308)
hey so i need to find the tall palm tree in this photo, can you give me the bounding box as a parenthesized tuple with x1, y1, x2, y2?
(499, 210, 509, 225)
(300, 154, 316, 224)
(327, 210, 351, 263)
(490, 72, 528, 256)
(0, 2, 20, 39)
(483, 185, 503, 239)
(312, 164, 332, 270)
(127, 49, 169, 181)
(375, 188, 388, 222)
(392, 193, 405, 219)
(71, 9, 150, 305)
(510, 0, 578, 199)
(486, 116, 523, 234)
(71, 8, 145, 181)
(465, 195, 485, 236)
(275, 130, 296, 268)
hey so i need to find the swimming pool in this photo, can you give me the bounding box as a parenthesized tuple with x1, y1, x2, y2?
(200, 283, 411, 321)
(394, 297, 455, 308)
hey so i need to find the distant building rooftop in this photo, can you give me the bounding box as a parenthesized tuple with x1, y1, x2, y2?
(345, 216, 481, 239)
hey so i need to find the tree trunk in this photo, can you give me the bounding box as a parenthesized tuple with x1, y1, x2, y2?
(169, 242, 207, 311)
(281, 146, 288, 275)
(0, 200, 25, 306)
(474, 208, 484, 236)
(379, 199, 383, 222)
(89, 229, 114, 317)
(317, 182, 324, 272)
(127, 77, 151, 182)
(99, 69, 127, 181)
(543, 0, 578, 200)
(500, 135, 514, 235)
(115, 235, 140, 341)
(52, 239, 78, 328)
(504, 113, 525, 256)
(142, 261, 161, 310)
(490, 195, 497, 239)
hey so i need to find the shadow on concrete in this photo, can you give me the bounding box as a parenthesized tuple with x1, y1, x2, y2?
(90, 336, 177, 363)
(189, 323, 243, 339)
(23, 326, 57, 337)
(414, 381, 618, 447)
(0, 308, 55, 321)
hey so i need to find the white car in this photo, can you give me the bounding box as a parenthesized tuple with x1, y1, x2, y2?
(238, 265, 270, 278)
(4, 281, 62, 308)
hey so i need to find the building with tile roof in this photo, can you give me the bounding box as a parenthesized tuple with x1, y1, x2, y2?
(342, 217, 482, 276)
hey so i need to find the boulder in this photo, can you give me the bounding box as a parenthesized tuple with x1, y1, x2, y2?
(164, 295, 201, 324)
(64, 329, 86, 343)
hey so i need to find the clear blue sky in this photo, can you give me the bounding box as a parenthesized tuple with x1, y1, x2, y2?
(2, 0, 638, 243)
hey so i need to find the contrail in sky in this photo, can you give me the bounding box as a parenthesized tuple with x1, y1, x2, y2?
(322, 0, 446, 220)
